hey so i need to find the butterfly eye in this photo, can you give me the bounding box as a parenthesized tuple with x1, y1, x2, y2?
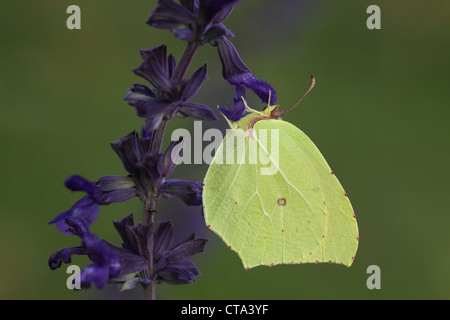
(270, 106, 284, 119)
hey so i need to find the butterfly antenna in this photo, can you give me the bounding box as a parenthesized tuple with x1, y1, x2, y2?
(282, 75, 316, 115)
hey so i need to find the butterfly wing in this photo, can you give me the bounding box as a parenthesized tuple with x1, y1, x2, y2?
(203, 119, 358, 268)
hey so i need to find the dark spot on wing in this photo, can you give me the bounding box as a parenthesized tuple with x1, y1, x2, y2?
(277, 198, 287, 206)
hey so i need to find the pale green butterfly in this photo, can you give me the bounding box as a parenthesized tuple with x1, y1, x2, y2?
(203, 76, 359, 269)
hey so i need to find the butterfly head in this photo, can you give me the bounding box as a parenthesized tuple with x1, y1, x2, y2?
(220, 75, 315, 131)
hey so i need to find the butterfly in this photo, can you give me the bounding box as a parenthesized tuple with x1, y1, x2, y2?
(203, 76, 359, 269)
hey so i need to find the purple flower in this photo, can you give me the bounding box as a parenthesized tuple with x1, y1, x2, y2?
(147, 0, 239, 43)
(96, 175, 138, 203)
(113, 215, 207, 286)
(111, 130, 168, 198)
(110, 130, 167, 196)
(147, 1, 276, 121)
(111, 131, 203, 206)
(125, 45, 217, 132)
(160, 137, 184, 178)
(110, 131, 148, 185)
(198, 0, 241, 25)
(154, 224, 206, 285)
(49, 175, 137, 235)
(217, 37, 277, 121)
(49, 217, 146, 289)
(161, 179, 203, 206)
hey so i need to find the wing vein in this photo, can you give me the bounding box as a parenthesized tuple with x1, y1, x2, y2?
(254, 134, 315, 212)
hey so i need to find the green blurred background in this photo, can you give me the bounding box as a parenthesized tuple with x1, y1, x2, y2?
(1, 0, 449, 299)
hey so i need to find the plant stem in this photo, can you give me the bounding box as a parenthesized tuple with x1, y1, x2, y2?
(141, 40, 201, 301)
(171, 40, 201, 82)
(143, 197, 155, 300)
